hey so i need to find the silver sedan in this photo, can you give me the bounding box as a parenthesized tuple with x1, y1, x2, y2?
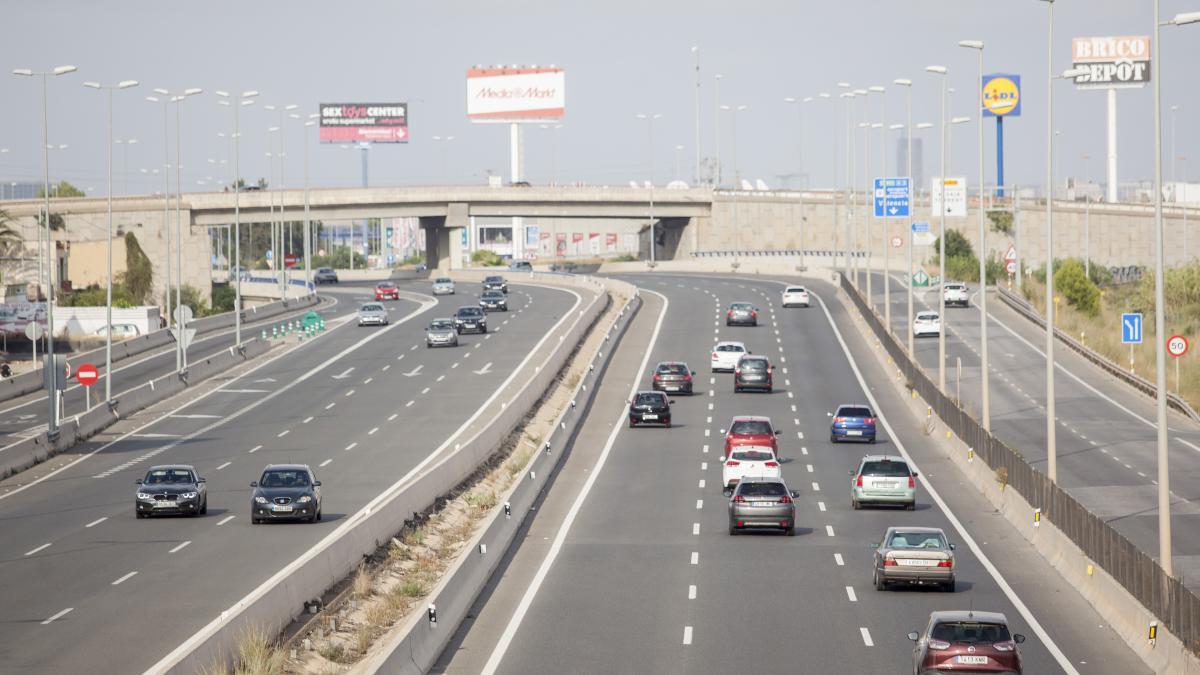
(425, 318, 459, 347)
(357, 302, 389, 327)
(872, 526, 955, 592)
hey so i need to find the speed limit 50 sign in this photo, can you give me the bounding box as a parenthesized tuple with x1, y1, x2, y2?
(1168, 335, 1189, 358)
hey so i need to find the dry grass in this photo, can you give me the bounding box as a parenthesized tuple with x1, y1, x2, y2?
(400, 526, 426, 548)
(364, 602, 395, 629)
(463, 489, 498, 512)
(352, 566, 374, 601)
(317, 641, 350, 664)
(398, 580, 426, 598)
(218, 627, 287, 675)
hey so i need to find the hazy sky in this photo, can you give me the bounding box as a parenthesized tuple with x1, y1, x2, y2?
(2, 0, 1198, 195)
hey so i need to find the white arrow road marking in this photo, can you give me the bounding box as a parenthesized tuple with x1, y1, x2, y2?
(331, 367, 354, 380)
(252, 377, 277, 383)
(474, 362, 494, 375)
(404, 365, 424, 377)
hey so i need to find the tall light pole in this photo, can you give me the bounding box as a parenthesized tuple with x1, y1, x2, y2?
(857, 120, 871, 292)
(895, 78, 915, 352)
(636, 113, 662, 262)
(784, 95, 812, 269)
(960, 39, 990, 430)
(114, 138, 138, 195)
(867, 86, 886, 309)
(853, 89, 868, 285)
(1153, 4, 1200, 578)
(12, 64, 76, 438)
(714, 74, 722, 186)
(820, 92, 835, 272)
(721, 105, 748, 257)
(145, 94, 173, 327)
(83, 78, 138, 404)
(927, 64, 949, 391)
(216, 90, 259, 347)
(692, 46, 701, 186)
(165, 88, 202, 370)
(291, 112, 318, 288)
(265, 103, 297, 296)
(1083, 153, 1092, 276)
(838, 84, 853, 277)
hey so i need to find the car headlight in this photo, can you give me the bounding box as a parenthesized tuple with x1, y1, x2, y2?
(137, 492, 153, 500)
(297, 495, 312, 503)
(254, 496, 268, 504)
(181, 492, 197, 499)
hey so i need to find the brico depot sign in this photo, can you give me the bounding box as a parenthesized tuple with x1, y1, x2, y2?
(1071, 36, 1151, 89)
(467, 67, 565, 123)
(319, 103, 409, 143)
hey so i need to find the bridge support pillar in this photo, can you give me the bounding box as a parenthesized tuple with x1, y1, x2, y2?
(422, 203, 469, 272)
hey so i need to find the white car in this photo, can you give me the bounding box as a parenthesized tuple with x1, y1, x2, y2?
(913, 311, 941, 338)
(432, 277, 456, 295)
(95, 323, 141, 339)
(781, 286, 810, 308)
(943, 282, 969, 308)
(711, 341, 748, 372)
(722, 445, 781, 493)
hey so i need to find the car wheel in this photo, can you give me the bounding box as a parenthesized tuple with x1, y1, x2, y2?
(316, 508, 322, 522)
(664, 418, 672, 428)
(309, 511, 318, 523)
(874, 568, 886, 591)
(200, 498, 207, 515)
(728, 524, 738, 536)
(785, 526, 795, 537)
(830, 435, 838, 443)
(136, 510, 146, 519)
(906, 501, 916, 511)
(482, 326, 488, 333)
(426, 342, 432, 348)
(252, 516, 260, 524)
(852, 498, 860, 510)
(868, 437, 876, 444)
(628, 418, 637, 428)
(766, 387, 773, 394)
(943, 577, 955, 593)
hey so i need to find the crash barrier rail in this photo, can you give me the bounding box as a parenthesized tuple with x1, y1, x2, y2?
(692, 249, 865, 258)
(0, 295, 319, 405)
(360, 283, 642, 674)
(995, 285, 1200, 422)
(841, 274, 1200, 660)
(0, 338, 271, 481)
(153, 272, 617, 674)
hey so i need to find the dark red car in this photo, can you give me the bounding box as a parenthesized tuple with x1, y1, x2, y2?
(721, 415, 780, 456)
(375, 282, 400, 301)
(909, 610, 1025, 674)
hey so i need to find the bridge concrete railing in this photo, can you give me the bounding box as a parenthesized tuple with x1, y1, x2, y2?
(149, 271, 620, 674)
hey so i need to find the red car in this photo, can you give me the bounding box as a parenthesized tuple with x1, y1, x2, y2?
(375, 282, 400, 301)
(721, 415, 780, 456)
(909, 610, 1025, 674)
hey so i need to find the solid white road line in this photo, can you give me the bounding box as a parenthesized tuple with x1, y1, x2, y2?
(112, 571, 138, 586)
(169, 541, 191, 554)
(85, 517, 107, 528)
(860, 627, 874, 647)
(683, 626, 693, 645)
(41, 608, 73, 625)
(216, 515, 235, 526)
(25, 543, 51, 556)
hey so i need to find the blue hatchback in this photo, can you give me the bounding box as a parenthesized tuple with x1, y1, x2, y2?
(831, 404, 877, 443)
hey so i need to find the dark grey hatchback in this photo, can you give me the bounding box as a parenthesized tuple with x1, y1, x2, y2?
(250, 464, 322, 523)
(136, 465, 207, 518)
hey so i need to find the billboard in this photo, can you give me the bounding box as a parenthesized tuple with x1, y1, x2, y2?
(467, 67, 565, 123)
(1071, 36, 1151, 89)
(982, 74, 1021, 117)
(320, 103, 409, 143)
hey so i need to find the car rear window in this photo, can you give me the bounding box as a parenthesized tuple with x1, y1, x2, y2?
(930, 622, 1011, 644)
(839, 407, 873, 418)
(730, 420, 772, 435)
(435, 278, 451, 283)
(917, 312, 939, 320)
(657, 363, 689, 374)
(716, 344, 745, 353)
(635, 393, 665, 406)
(738, 482, 786, 497)
(888, 532, 946, 549)
(740, 358, 769, 371)
(361, 304, 384, 312)
(786, 287, 806, 293)
(731, 449, 775, 461)
(378, 283, 396, 288)
(730, 303, 753, 310)
(861, 460, 910, 477)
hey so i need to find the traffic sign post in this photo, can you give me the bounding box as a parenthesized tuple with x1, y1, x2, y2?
(912, 269, 931, 287)
(1123, 313, 1144, 374)
(1169, 335, 1189, 393)
(77, 363, 99, 407)
(284, 252, 298, 269)
(873, 177, 911, 218)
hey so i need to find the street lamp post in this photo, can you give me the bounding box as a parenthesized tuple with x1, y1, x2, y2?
(265, 104, 297, 296)
(721, 105, 748, 258)
(83, 79, 138, 404)
(868, 85, 887, 310)
(217, 90, 259, 347)
(636, 113, 662, 262)
(291, 113, 318, 288)
(960, 38, 991, 431)
(114, 138, 138, 195)
(692, 46, 701, 186)
(927, 65, 949, 391)
(895, 78, 915, 352)
(714, 74, 722, 186)
(838, 85, 853, 277)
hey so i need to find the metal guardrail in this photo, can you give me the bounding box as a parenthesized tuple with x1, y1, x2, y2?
(841, 274, 1200, 661)
(994, 285, 1200, 422)
(692, 249, 864, 258)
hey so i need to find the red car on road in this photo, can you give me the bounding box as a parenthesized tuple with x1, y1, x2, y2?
(721, 415, 781, 456)
(909, 610, 1026, 674)
(375, 282, 400, 301)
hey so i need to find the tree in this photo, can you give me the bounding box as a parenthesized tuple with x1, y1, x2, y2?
(931, 229, 975, 260)
(0, 209, 23, 252)
(1055, 258, 1100, 315)
(122, 232, 154, 304)
(36, 180, 85, 199)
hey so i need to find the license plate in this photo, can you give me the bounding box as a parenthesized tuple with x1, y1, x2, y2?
(847, 430, 863, 436)
(272, 504, 293, 512)
(752, 501, 773, 507)
(666, 386, 679, 391)
(896, 558, 938, 567)
(643, 414, 658, 420)
(956, 656, 988, 665)
(875, 482, 897, 489)
(745, 375, 763, 380)
(464, 323, 475, 327)
(154, 501, 175, 508)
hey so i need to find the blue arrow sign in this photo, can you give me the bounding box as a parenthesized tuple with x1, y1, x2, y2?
(874, 177, 911, 218)
(911, 221, 930, 233)
(1122, 313, 1143, 344)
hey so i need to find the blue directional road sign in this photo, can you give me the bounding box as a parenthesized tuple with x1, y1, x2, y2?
(911, 221, 930, 233)
(1122, 313, 1144, 344)
(874, 177, 911, 218)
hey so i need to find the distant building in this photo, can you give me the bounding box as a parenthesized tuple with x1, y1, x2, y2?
(895, 137, 924, 192)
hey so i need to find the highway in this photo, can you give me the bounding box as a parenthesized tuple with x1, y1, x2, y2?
(861, 269, 1200, 585)
(0, 276, 588, 674)
(435, 273, 1145, 674)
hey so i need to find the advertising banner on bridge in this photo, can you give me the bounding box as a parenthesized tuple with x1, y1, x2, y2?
(319, 103, 409, 143)
(606, 233, 618, 251)
(525, 226, 540, 248)
(1071, 36, 1151, 89)
(588, 232, 600, 255)
(467, 67, 565, 123)
(555, 232, 567, 256)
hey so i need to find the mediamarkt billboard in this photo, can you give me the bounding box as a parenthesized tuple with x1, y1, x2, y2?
(467, 67, 565, 123)
(319, 103, 409, 143)
(1071, 36, 1151, 89)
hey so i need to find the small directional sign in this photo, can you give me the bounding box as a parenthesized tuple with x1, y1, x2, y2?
(911, 221, 930, 233)
(912, 269, 931, 287)
(1122, 313, 1143, 344)
(874, 177, 911, 218)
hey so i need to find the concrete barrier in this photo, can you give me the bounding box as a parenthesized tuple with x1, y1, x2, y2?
(150, 274, 621, 674)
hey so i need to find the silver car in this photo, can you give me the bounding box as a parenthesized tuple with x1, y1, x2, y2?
(425, 318, 459, 348)
(357, 302, 389, 327)
(850, 454, 917, 510)
(872, 526, 956, 591)
(432, 277, 456, 295)
(728, 476, 798, 536)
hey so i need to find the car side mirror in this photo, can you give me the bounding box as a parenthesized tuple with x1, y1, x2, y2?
(135, 478, 143, 485)
(313, 481, 322, 487)
(911, 471, 919, 477)
(848, 469, 856, 476)
(907, 632, 920, 642)
(949, 543, 956, 550)
(789, 490, 800, 499)
(669, 400, 675, 405)
(774, 430, 781, 435)
(250, 481, 258, 488)
(719, 429, 726, 435)
(197, 478, 206, 483)
(1014, 634, 1026, 644)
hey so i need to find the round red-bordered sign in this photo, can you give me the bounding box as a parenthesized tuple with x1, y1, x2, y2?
(77, 363, 99, 387)
(1168, 335, 1189, 358)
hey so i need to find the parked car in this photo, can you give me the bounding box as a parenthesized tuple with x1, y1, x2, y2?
(135, 465, 207, 518)
(425, 318, 459, 348)
(509, 261, 533, 272)
(722, 415, 781, 455)
(913, 310, 941, 337)
(943, 282, 970, 308)
(722, 445, 780, 494)
(314, 267, 339, 284)
(95, 323, 141, 339)
(728, 477, 798, 536)
(432, 277, 456, 295)
(628, 390, 673, 428)
(357, 302, 389, 327)
(850, 454, 917, 510)
(830, 404, 877, 443)
(483, 275, 509, 294)
(250, 464, 322, 523)
(873, 526, 956, 592)
(909, 611, 1025, 674)
(726, 302, 759, 326)
(711, 341, 748, 372)
(479, 290, 509, 312)
(454, 306, 487, 334)
(652, 361, 694, 395)
(734, 354, 774, 393)
(374, 281, 400, 301)
(781, 285, 810, 308)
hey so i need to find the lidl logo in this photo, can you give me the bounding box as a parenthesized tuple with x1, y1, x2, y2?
(982, 74, 1021, 117)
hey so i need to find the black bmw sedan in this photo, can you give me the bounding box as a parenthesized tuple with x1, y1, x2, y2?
(135, 465, 207, 518)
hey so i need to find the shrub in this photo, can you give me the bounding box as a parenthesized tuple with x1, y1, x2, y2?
(987, 210, 1014, 235)
(1055, 258, 1100, 315)
(612, 253, 637, 263)
(943, 255, 980, 283)
(211, 285, 235, 313)
(123, 232, 154, 304)
(931, 228, 975, 261)
(471, 250, 504, 266)
(177, 284, 211, 317)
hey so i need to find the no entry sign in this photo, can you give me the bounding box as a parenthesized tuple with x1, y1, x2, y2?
(77, 363, 99, 387)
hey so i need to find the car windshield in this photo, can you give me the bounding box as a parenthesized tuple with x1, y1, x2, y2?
(657, 363, 689, 375)
(635, 393, 665, 406)
(730, 420, 772, 435)
(378, 283, 395, 289)
(483, 292, 503, 299)
(731, 449, 775, 461)
(738, 482, 786, 497)
(861, 460, 910, 477)
(318, 268, 332, 273)
(716, 344, 745, 353)
(485, 276, 503, 283)
(429, 320, 454, 330)
(144, 469, 194, 485)
(930, 621, 1011, 644)
(888, 531, 946, 549)
(740, 359, 768, 371)
(730, 303, 753, 311)
(918, 312, 939, 320)
(839, 407, 872, 418)
(361, 304, 384, 312)
(458, 308, 483, 317)
(435, 278, 452, 284)
(260, 470, 311, 488)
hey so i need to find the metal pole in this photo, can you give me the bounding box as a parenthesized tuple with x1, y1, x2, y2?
(880, 92, 890, 331)
(304, 122, 312, 289)
(162, 101, 171, 343)
(937, 72, 948, 391)
(278, 111, 287, 297)
(693, 46, 701, 186)
(976, 46, 991, 431)
(41, 73, 58, 436)
(1152, 0, 1173, 577)
(905, 84, 914, 356)
(1045, 0, 1058, 483)
(799, 99, 807, 271)
(234, 101, 242, 347)
(105, 88, 113, 402)
(174, 99, 184, 371)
